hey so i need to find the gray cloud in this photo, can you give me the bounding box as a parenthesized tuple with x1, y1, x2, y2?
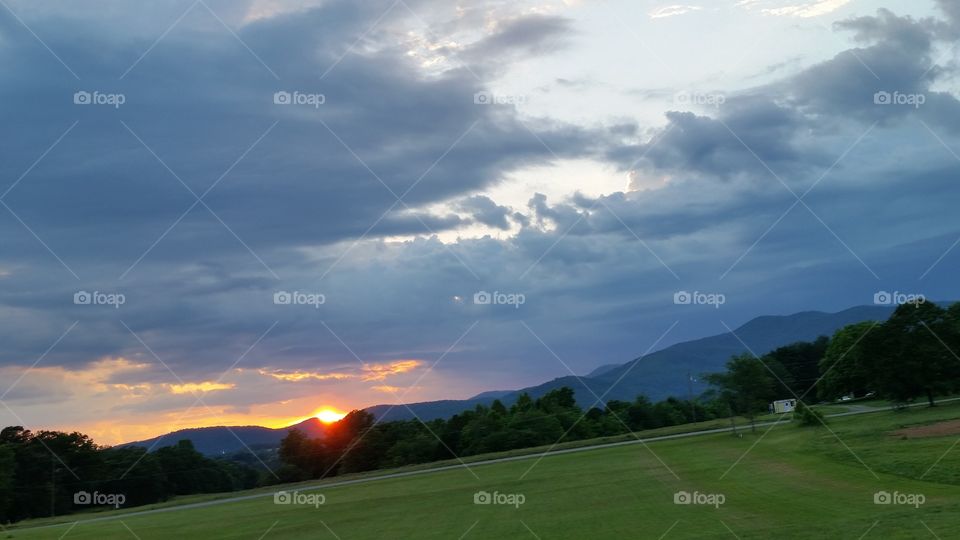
(458, 195, 513, 229)
(1, 1, 960, 427)
(461, 14, 573, 74)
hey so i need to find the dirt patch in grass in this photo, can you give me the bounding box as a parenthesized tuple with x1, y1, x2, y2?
(891, 419, 960, 438)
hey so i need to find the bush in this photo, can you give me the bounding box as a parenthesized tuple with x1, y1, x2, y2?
(793, 401, 825, 427)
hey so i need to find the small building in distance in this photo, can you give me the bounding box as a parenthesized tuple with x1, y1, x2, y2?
(770, 399, 797, 414)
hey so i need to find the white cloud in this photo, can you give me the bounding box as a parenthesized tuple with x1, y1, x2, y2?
(242, 0, 328, 24)
(648, 4, 703, 19)
(737, 0, 852, 18)
(627, 170, 671, 192)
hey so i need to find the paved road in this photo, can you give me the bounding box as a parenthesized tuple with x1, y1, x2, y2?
(13, 397, 958, 533)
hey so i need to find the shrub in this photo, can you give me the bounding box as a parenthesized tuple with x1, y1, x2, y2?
(793, 401, 825, 427)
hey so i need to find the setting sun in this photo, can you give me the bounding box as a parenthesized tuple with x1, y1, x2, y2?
(315, 408, 347, 424)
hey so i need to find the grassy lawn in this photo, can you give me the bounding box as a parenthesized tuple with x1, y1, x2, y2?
(7, 403, 960, 539)
(0, 415, 772, 531)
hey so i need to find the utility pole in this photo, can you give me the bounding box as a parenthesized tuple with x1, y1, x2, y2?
(687, 373, 697, 423)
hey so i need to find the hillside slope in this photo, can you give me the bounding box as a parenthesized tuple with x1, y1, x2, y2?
(120, 417, 326, 456)
(368, 305, 895, 421)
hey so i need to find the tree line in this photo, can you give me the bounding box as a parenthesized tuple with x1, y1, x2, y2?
(818, 301, 960, 406)
(275, 387, 722, 482)
(0, 430, 258, 523)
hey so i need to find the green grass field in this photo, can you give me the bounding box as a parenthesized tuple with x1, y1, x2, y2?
(7, 403, 960, 539)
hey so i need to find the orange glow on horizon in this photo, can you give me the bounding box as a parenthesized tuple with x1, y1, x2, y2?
(0, 357, 418, 444)
(72, 407, 350, 445)
(314, 408, 347, 424)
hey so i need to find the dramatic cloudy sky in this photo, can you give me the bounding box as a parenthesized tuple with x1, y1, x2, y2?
(1, 0, 958, 444)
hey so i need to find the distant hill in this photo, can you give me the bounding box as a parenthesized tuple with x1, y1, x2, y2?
(120, 417, 326, 456)
(468, 390, 513, 400)
(585, 363, 622, 377)
(364, 399, 500, 422)
(366, 305, 896, 422)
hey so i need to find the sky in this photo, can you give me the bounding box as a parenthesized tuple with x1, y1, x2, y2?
(0, 0, 958, 445)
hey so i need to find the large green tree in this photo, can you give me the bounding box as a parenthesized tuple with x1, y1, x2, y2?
(764, 337, 830, 397)
(0, 444, 14, 522)
(705, 354, 778, 432)
(817, 321, 876, 400)
(866, 302, 959, 406)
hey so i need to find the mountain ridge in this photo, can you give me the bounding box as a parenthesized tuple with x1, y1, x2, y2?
(119, 417, 327, 456)
(121, 305, 896, 454)
(366, 305, 896, 421)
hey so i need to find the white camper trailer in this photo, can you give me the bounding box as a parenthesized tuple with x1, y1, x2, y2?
(771, 399, 797, 414)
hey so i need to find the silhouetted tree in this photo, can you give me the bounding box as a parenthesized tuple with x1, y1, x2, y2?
(705, 354, 777, 432)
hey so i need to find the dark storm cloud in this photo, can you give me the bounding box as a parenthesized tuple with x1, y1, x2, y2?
(618, 99, 811, 181)
(614, 3, 960, 187)
(458, 195, 512, 230)
(782, 8, 960, 130)
(1, 0, 960, 410)
(934, 0, 960, 30)
(0, 0, 597, 270)
(0, 0, 601, 374)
